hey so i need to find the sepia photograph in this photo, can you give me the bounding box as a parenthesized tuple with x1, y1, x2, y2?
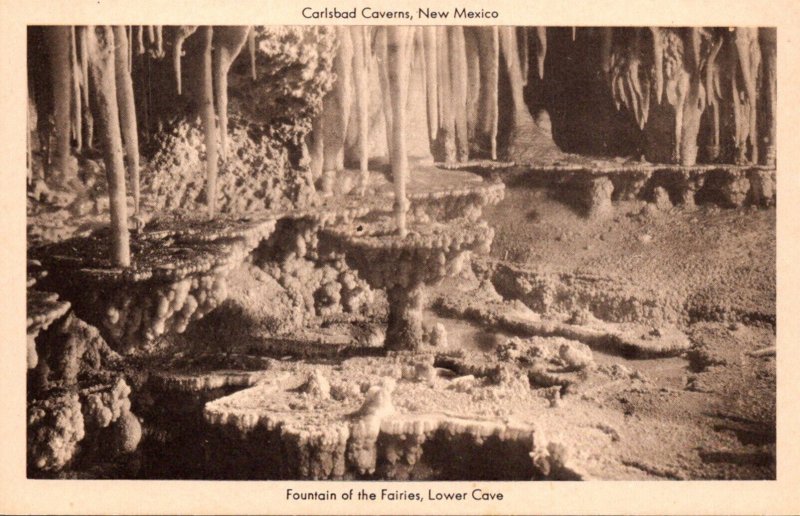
(23, 21, 777, 485)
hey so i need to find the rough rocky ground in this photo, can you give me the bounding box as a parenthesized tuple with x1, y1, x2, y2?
(27, 159, 775, 480)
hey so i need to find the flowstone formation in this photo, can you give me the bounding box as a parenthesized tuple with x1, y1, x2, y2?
(32, 214, 278, 353)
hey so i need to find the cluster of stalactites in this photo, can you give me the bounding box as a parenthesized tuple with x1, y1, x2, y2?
(606, 27, 776, 166)
(309, 26, 553, 235)
(30, 26, 259, 267)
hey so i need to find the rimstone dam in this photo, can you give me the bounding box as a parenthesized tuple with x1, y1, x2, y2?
(26, 25, 775, 480)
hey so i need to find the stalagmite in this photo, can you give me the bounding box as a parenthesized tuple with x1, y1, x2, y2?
(69, 27, 82, 152)
(386, 26, 412, 237)
(351, 26, 370, 195)
(173, 26, 198, 95)
(44, 26, 72, 179)
(86, 26, 130, 266)
(112, 26, 140, 215)
(248, 27, 257, 81)
(422, 27, 438, 141)
(198, 26, 219, 218)
(760, 27, 776, 166)
(534, 27, 547, 80)
(449, 26, 469, 162)
(321, 26, 353, 196)
(212, 26, 250, 161)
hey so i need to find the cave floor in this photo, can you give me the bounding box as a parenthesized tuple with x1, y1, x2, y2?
(28, 161, 776, 480)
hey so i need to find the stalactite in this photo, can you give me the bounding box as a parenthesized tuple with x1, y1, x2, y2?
(464, 28, 481, 143)
(760, 27, 776, 166)
(422, 27, 438, 142)
(173, 26, 198, 95)
(449, 27, 469, 162)
(499, 26, 561, 163)
(198, 26, 219, 219)
(599, 27, 613, 79)
(436, 26, 455, 163)
(734, 27, 761, 164)
(704, 34, 723, 161)
(78, 26, 94, 150)
(572, 27, 577, 42)
(248, 27, 257, 81)
(610, 28, 650, 129)
(487, 27, 499, 160)
(136, 26, 145, 55)
(534, 27, 547, 80)
(650, 27, 664, 105)
(212, 26, 250, 161)
(154, 25, 164, 58)
(351, 26, 370, 195)
(127, 26, 133, 72)
(113, 26, 140, 216)
(86, 26, 131, 267)
(321, 26, 353, 195)
(386, 26, 412, 237)
(69, 26, 82, 152)
(519, 27, 529, 86)
(44, 26, 72, 179)
(308, 115, 324, 181)
(663, 30, 691, 163)
(27, 88, 34, 183)
(377, 28, 394, 161)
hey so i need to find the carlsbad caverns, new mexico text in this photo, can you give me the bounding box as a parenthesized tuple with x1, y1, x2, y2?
(26, 25, 775, 480)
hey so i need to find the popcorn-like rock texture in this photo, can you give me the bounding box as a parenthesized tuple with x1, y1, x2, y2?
(27, 310, 142, 476)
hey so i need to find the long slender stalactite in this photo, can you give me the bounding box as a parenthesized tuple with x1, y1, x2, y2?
(69, 27, 82, 152)
(86, 26, 131, 266)
(386, 26, 411, 237)
(112, 26, 140, 216)
(173, 25, 197, 95)
(198, 26, 219, 218)
(78, 26, 93, 150)
(44, 26, 72, 179)
(351, 26, 370, 195)
(449, 26, 469, 162)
